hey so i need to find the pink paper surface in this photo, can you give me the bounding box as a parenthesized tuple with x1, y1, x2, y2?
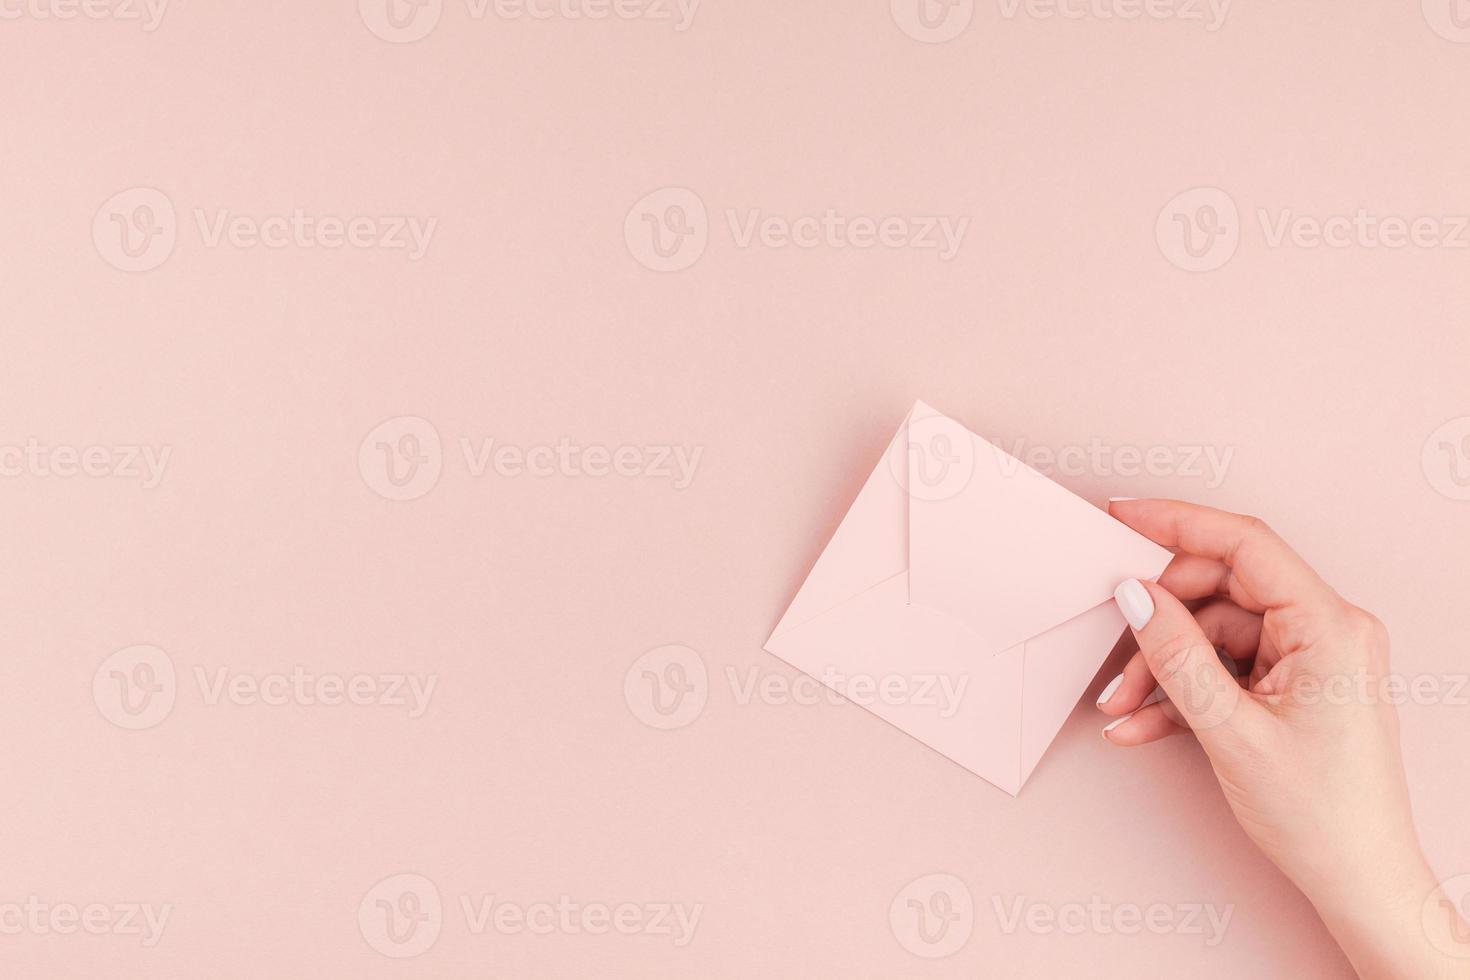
(3, 4, 1469, 978)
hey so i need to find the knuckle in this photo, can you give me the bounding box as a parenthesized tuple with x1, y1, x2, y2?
(1360, 607, 1381, 630)
(1341, 604, 1390, 648)
(1242, 515, 1273, 538)
(1227, 516, 1275, 564)
(1151, 631, 1211, 683)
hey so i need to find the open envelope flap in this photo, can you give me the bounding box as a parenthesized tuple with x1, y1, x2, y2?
(905, 403, 1175, 654)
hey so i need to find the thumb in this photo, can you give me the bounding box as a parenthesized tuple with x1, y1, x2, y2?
(1113, 578, 1255, 741)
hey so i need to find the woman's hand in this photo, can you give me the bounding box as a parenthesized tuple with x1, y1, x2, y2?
(1096, 499, 1468, 980)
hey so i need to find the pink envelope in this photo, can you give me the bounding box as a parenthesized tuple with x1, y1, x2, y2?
(765, 402, 1174, 795)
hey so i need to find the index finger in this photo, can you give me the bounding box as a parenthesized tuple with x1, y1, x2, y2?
(1108, 499, 1339, 613)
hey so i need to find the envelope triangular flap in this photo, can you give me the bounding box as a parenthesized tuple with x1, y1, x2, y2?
(767, 413, 913, 641)
(767, 572, 1029, 795)
(905, 403, 1174, 654)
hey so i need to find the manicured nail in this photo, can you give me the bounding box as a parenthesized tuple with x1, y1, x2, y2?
(1107, 496, 1137, 502)
(1114, 579, 1154, 632)
(1096, 673, 1124, 706)
(1102, 714, 1131, 738)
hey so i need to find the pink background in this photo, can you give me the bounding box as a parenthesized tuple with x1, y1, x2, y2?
(3, 1, 1469, 976)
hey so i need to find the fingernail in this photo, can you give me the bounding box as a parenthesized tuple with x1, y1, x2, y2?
(1096, 673, 1124, 706)
(1107, 496, 1137, 502)
(1102, 713, 1131, 738)
(1114, 579, 1155, 631)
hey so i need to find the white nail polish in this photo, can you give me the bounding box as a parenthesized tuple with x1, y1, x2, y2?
(1102, 713, 1131, 736)
(1096, 673, 1124, 705)
(1114, 579, 1155, 632)
(1107, 496, 1137, 502)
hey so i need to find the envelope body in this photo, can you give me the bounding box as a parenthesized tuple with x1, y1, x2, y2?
(764, 403, 1174, 795)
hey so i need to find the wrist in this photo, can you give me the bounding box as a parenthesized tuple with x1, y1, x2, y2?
(1308, 848, 1466, 979)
